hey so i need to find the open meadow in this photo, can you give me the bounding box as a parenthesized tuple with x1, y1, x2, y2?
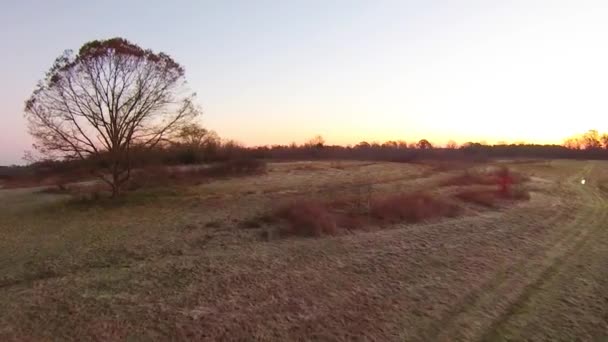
(0, 159, 607, 341)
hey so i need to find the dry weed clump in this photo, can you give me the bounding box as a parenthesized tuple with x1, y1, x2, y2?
(127, 166, 176, 190)
(276, 200, 338, 237)
(269, 192, 460, 238)
(455, 189, 499, 207)
(455, 186, 531, 207)
(440, 171, 496, 187)
(441, 167, 529, 187)
(239, 214, 277, 229)
(370, 192, 461, 223)
(507, 186, 532, 200)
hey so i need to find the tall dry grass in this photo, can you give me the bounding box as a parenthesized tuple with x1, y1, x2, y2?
(270, 191, 461, 238)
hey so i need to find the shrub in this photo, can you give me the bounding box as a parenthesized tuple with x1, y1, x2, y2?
(370, 192, 461, 223)
(455, 189, 498, 207)
(270, 192, 461, 238)
(440, 171, 496, 187)
(503, 186, 531, 200)
(126, 166, 175, 190)
(455, 186, 530, 207)
(174, 147, 204, 165)
(441, 167, 529, 188)
(276, 200, 338, 237)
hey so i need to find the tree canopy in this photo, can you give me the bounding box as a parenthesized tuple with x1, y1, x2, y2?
(25, 37, 199, 195)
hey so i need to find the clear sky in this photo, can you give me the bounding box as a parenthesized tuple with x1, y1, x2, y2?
(1, 0, 608, 164)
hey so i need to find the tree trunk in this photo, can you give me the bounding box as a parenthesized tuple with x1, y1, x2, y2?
(111, 173, 121, 198)
(111, 163, 122, 198)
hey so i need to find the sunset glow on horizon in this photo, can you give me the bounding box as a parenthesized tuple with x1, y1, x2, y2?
(2, 1, 608, 164)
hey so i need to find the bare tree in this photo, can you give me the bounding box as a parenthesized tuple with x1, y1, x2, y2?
(446, 140, 458, 149)
(177, 123, 219, 148)
(416, 139, 433, 149)
(582, 130, 601, 149)
(356, 141, 371, 149)
(601, 133, 608, 149)
(24, 38, 199, 196)
(563, 137, 583, 150)
(381, 140, 398, 148)
(305, 135, 325, 148)
(396, 140, 408, 149)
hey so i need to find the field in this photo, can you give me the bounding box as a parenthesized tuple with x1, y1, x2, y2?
(0, 159, 607, 341)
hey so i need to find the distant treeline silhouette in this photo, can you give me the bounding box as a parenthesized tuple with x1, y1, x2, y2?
(229, 129, 608, 162)
(244, 141, 608, 162)
(3, 128, 607, 183)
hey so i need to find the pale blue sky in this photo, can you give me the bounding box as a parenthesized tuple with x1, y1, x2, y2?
(1, 0, 608, 164)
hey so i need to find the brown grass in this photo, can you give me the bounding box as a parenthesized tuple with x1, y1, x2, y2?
(455, 186, 531, 207)
(455, 189, 499, 207)
(203, 159, 267, 177)
(127, 159, 267, 190)
(270, 192, 461, 237)
(370, 192, 461, 223)
(0, 159, 598, 341)
(441, 167, 530, 187)
(276, 200, 338, 237)
(417, 160, 478, 173)
(593, 177, 608, 196)
(239, 214, 277, 229)
(441, 171, 497, 187)
(508, 186, 532, 200)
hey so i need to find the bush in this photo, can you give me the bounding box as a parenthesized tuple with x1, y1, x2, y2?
(174, 147, 204, 165)
(276, 200, 337, 237)
(440, 171, 496, 187)
(455, 186, 530, 207)
(455, 189, 498, 207)
(268, 192, 461, 238)
(126, 166, 175, 190)
(441, 167, 529, 188)
(370, 192, 461, 222)
(504, 186, 531, 200)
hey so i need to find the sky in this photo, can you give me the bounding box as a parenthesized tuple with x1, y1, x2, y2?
(1, 0, 608, 164)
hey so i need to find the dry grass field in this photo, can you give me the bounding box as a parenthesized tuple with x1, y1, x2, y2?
(0, 159, 607, 341)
